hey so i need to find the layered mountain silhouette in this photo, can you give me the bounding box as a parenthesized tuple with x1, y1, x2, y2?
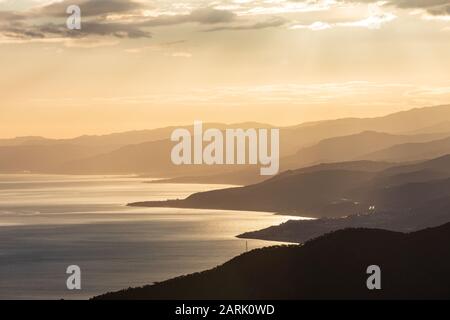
(0, 123, 272, 175)
(0, 123, 271, 148)
(284, 131, 449, 168)
(1, 105, 450, 180)
(361, 135, 450, 162)
(150, 130, 450, 185)
(238, 155, 450, 243)
(94, 222, 450, 300)
(407, 120, 450, 135)
(0, 144, 116, 173)
(129, 155, 450, 214)
(131, 154, 450, 246)
(131, 167, 377, 217)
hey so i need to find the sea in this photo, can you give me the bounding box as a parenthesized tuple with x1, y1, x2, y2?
(0, 174, 306, 299)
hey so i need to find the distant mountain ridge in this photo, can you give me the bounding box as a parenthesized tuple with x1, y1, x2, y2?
(237, 154, 450, 243)
(360, 135, 450, 162)
(130, 154, 450, 248)
(129, 155, 450, 217)
(1, 104, 450, 177)
(290, 131, 448, 166)
(130, 168, 377, 217)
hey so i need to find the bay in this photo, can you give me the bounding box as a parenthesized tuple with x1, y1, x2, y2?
(0, 174, 306, 299)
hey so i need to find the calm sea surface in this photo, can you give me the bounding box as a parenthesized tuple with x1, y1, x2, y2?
(0, 174, 305, 299)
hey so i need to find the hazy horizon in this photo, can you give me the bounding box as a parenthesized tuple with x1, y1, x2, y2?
(1, 103, 449, 140)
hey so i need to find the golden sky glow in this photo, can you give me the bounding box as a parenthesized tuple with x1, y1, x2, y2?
(0, 0, 449, 138)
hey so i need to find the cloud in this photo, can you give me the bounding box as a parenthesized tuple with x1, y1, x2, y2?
(337, 12, 397, 29)
(387, 0, 448, 10)
(0, 5, 237, 43)
(169, 51, 192, 58)
(79, 21, 151, 38)
(289, 12, 397, 30)
(0, 11, 26, 21)
(289, 21, 332, 31)
(340, 0, 450, 16)
(0, 21, 152, 41)
(0, 24, 47, 39)
(35, 0, 147, 17)
(231, 0, 336, 15)
(189, 7, 236, 24)
(203, 16, 287, 32)
(140, 8, 236, 27)
(0, 0, 154, 42)
(426, 4, 450, 16)
(1, 0, 447, 45)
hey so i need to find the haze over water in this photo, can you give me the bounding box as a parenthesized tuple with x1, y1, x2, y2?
(0, 174, 303, 299)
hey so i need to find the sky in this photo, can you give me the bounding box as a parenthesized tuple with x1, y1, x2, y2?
(0, 0, 449, 138)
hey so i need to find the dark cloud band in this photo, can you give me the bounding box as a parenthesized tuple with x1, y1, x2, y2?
(339, 0, 450, 15)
